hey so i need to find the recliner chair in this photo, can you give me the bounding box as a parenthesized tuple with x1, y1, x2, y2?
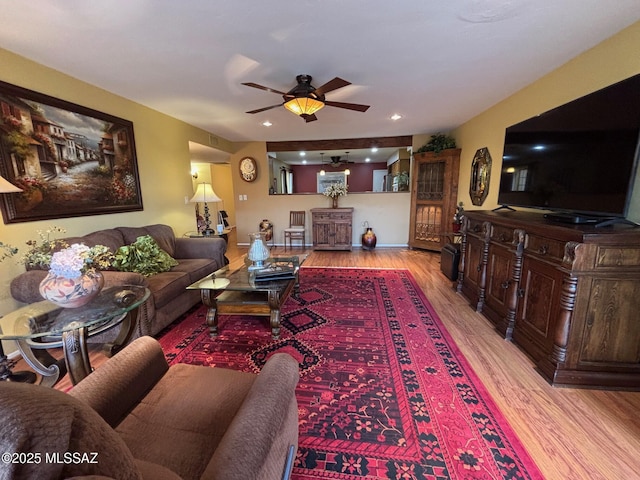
(0, 336, 299, 480)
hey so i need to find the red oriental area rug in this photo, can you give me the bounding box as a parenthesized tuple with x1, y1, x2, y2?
(158, 267, 543, 479)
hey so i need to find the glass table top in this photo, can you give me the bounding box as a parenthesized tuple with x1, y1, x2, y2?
(187, 255, 307, 292)
(0, 285, 150, 340)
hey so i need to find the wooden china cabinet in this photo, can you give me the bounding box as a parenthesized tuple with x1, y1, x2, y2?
(409, 148, 461, 251)
(457, 210, 640, 389)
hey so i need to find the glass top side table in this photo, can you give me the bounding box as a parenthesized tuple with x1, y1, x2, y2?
(0, 285, 149, 387)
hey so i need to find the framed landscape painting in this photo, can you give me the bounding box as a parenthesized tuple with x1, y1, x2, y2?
(0, 80, 143, 224)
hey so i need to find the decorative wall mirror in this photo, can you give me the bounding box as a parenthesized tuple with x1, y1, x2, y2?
(469, 147, 492, 206)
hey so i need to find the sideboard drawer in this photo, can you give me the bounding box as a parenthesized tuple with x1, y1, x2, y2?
(525, 234, 565, 262)
(491, 225, 515, 246)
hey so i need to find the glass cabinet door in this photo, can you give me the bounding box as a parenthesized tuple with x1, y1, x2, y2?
(409, 149, 460, 251)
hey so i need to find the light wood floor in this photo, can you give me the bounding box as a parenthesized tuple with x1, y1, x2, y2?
(20, 238, 640, 480)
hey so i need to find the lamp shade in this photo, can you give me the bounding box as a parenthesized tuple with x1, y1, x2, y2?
(284, 97, 325, 116)
(0, 175, 22, 193)
(190, 183, 221, 203)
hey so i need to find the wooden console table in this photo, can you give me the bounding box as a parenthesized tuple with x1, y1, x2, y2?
(457, 210, 640, 390)
(311, 208, 353, 251)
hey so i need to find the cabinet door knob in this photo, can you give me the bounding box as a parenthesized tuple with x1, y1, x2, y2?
(501, 280, 510, 289)
(499, 233, 507, 242)
(538, 245, 549, 255)
(473, 225, 480, 233)
(517, 288, 525, 298)
(477, 265, 482, 272)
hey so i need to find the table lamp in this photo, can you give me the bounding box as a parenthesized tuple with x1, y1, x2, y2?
(190, 182, 222, 236)
(0, 174, 37, 383)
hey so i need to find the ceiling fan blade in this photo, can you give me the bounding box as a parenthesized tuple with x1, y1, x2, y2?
(246, 103, 284, 114)
(313, 77, 351, 96)
(303, 113, 318, 123)
(324, 100, 370, 112)
(241, 82, 287, 95)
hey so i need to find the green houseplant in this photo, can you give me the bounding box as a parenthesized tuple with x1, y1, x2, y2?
(416, 133, 457, 154)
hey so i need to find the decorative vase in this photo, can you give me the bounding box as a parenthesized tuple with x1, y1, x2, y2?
(332, 196, 339, 208)
(361, 227, 377, 250)
(259, 219, 273, 242)
(247, 232, 270, 269)
(39, 270, 104, 308)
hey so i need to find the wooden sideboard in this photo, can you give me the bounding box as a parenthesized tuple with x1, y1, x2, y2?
(311, 208, 353, 251)
(457, 210, 640, 389)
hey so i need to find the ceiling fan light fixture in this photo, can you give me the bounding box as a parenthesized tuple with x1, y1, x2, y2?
(284, 96, 325, 116)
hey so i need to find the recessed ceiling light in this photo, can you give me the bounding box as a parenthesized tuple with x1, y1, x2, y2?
(365, 157, 371, 162)
(371, 147, 378, 153)
(302, 159, 307, 164)
(390, 113, 402, 121)
(300, 151, 306, 156)
(262, 121, 272, 127)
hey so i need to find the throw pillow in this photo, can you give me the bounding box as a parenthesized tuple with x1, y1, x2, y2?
(113, 235, 178, 276)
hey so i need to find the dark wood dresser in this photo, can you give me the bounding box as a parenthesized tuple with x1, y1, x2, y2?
(457, 210, 640, 389)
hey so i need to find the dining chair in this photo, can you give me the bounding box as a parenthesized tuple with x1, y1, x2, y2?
(283, 211, 305, 250)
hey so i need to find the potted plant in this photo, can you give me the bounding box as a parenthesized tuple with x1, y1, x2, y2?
(416, 133, 457, 154)
(397, 171, 410, 191)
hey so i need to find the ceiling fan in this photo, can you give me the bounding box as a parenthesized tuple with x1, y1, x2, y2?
(329, 152, 354, 167)
(242, 74, 370, 123)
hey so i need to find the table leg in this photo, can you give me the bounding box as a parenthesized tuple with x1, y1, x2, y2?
(201, 290, 219, 337)
(62, 326, 92, 385)
(102, 307, 138, 357)
(15, 340, 66, 388)
(268, 290, 282, 339)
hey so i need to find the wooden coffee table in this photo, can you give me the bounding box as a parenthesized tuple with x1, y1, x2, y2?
(187, 255, 305, 339)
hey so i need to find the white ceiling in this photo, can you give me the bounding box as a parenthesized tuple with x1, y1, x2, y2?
(1, 1, 638, 148)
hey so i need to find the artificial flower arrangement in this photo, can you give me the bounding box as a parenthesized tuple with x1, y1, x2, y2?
(19, 225, 113, 277)
(21, 225, 69, 270)
(49, 243, 114, 279)
(322, 181, 348, 198)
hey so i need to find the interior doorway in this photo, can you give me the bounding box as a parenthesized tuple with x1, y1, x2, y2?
(189, 141, 235, 231)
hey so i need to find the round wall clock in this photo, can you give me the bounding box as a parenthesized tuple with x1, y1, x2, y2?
(239, 157, 258, 182)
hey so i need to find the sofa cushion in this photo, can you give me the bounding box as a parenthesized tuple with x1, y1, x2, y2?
(115, 363, 257, 480)
(172, 258, 219, 283)
(0, 382, 142, 480)
(118, 225, 176, 257)
(82, 229, 127, 252)
(145, 271, 194, 309)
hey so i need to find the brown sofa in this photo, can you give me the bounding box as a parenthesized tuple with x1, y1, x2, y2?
(10, 224, 227, 338)
(0, 336, 300, 480)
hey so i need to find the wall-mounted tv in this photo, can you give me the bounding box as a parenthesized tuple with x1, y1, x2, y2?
(498, 74, 640, 224)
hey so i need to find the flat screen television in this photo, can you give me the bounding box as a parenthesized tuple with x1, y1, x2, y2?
(498, 73, 640, 224)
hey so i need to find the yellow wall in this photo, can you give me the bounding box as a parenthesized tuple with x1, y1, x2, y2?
(453, 21, 640, 223)
(0, 48, 233, 313)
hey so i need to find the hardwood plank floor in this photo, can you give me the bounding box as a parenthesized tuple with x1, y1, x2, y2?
(16, 239, 640, 479)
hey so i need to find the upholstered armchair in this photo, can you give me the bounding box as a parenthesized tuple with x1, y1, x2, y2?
(0, 336, 300, 480)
